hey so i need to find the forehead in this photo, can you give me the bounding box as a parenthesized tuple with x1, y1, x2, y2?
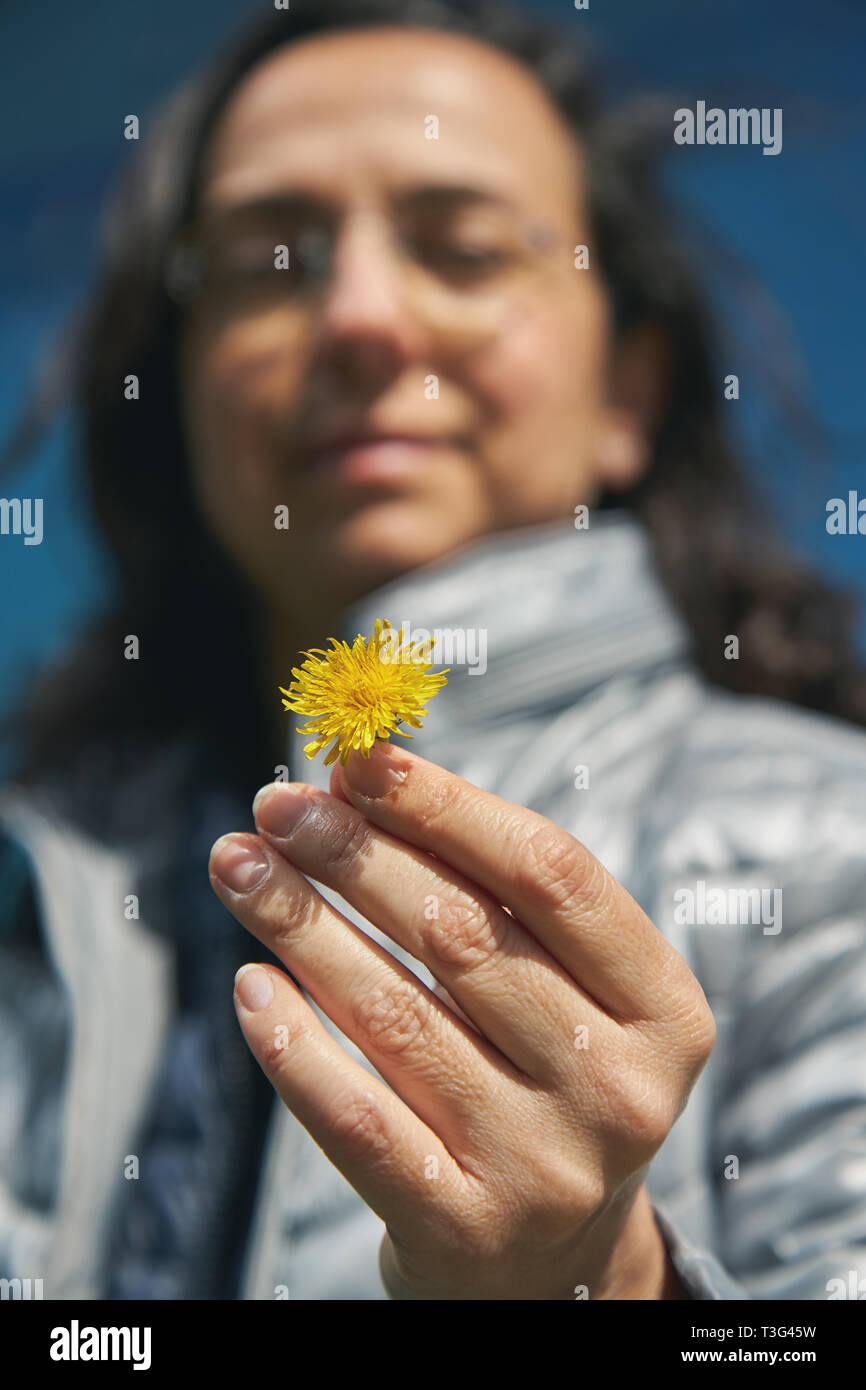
(198, 26, 584, 219)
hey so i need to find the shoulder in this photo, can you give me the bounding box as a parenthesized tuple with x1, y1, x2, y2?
(663, 683, 866, 813)
(640, 683, 866, 896)
(0, 734, 200, 844)
(676, 681, 866, 772)
(0, 735, 202, 945)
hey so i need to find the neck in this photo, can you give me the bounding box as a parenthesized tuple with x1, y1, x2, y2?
(261, 509, 692, 764)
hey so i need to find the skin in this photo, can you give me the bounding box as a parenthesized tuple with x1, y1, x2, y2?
(196, 27, 714, 1298)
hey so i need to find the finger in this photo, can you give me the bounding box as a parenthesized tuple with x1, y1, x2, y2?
(232, 961, 477, 1249)
(209, 832, 523, 1156)
(251, 781, 617, 1082)
(336, 742, 697, 1024)
(329, 761, 351, 805)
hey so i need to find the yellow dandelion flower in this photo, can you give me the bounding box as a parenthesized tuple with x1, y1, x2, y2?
(279, 618, 449, 767)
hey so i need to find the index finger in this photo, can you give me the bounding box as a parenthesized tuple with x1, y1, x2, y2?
(332, 742, 702, 1026)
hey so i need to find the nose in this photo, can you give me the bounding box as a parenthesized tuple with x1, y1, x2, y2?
(311, 208, 428, 380)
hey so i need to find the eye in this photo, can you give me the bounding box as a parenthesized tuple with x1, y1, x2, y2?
(428, 243, 507, 269)
(220, 228, 334, 288)
(409, 235, 512, 282)
(217, 241, 282, 278)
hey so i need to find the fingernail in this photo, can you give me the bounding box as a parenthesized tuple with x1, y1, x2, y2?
(235, 964, 274, 1012)
(342, 742, 409, 798)
(252, 784, 274, 819)
(253, 786, 313, 837)
(211, 835, 270, 892)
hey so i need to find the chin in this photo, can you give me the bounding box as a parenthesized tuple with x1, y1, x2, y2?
(320, 504, 486, 591)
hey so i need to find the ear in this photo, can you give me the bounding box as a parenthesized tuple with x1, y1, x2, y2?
(596, 320, 673, 491)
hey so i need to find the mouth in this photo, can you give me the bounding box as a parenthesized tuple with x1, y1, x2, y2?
(305, 433, 463, 483)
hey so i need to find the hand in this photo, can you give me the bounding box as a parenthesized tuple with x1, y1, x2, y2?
(208, 741, 716, 1299)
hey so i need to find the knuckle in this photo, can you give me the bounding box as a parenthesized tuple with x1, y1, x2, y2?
(261, 1015, 316, 1072)
(516, 1152, 601, 1236)
(352, 977, 433, 1059)
(423, 895, 512, 972)
(692, 992, 718, 1052)
(318, 811, 373, 871)
(519, 822, 600, 912)
(414, 775, 475, 835)
(658, 978, 719, 1063)
(270, 877, 320, 944)
(330, 1091, 392, 1164)
(681, 996, 718, 1065)
(594, 1064, 677, 1155)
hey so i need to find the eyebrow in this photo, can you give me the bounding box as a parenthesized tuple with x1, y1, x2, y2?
(198, 183, 521, 226)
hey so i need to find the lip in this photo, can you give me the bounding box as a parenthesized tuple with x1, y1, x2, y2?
(306, 434, 460, 482)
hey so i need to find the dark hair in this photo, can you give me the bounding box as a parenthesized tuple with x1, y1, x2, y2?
(3, 0, 865, 827)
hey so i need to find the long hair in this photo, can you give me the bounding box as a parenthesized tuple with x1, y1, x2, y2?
(3, 0, 865, 827)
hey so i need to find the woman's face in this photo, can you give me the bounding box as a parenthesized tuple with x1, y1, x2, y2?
(178, 26, 651, 626)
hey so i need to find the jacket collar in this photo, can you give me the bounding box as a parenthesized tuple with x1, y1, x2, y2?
(334, 508, 693, 733)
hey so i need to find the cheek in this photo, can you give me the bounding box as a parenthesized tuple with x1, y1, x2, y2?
(468, 284, 610, 503)
(495, 278, 608, 412)
(179, 323, 304, 529)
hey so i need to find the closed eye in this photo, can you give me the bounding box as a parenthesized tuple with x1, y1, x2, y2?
(407, 238, 512, 282)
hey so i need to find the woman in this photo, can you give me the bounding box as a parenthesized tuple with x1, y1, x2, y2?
(1, 0, 864, 1301)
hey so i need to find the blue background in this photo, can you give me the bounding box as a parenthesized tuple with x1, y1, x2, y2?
(1, 0, 864, 772)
